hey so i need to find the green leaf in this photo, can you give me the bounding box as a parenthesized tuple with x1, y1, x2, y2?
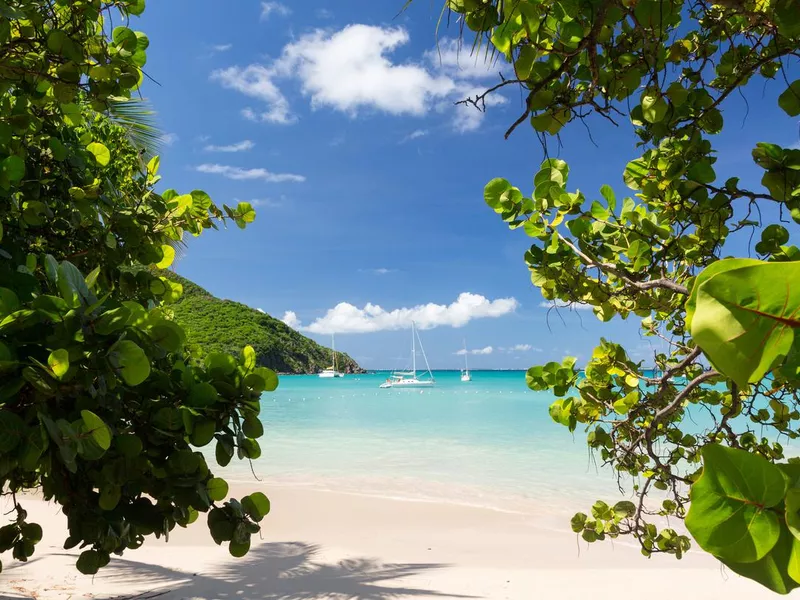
(156, 245, 175, 269)
(191, 419, 216, 447)
(241, 492, 270, 522)
(484, 178, 512, 211)
(1, 155, 24, 182)
(115, 434, 143, 458)
(641, 91, 668, 123)
(99, 486, 121, 511)
(229, 537, 251, 558)
(205, 352, 237, 377)
(95, 306, 132, 335)
(685, 258, 761, 330)
(241, 345, 257, 371)
(108, 340, 150, 386)
(80, 410, 111, 450)
(48, 349, 69, 379)
(600, 185, 616, 213)
(86, 142, 111, 167)
(685, 444, 786, 563)
(147, 321, 185, 353)
(691, 261, 800, 387)
(76, 550, 101, 575)
(0, 411, 25, 452)
(188, 382, 218, 408)
(242, 415, 263, 439)
(723, 526, 800, 595)
(206, 478, 229, 502)
(778, 80, 800, 117)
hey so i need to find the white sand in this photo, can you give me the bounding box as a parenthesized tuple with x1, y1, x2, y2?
(0, 484, 777, 600)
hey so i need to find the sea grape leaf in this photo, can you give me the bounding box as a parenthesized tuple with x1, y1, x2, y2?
(690, 261, 800, 387)
(108, 341, 150, 386)
(685, 444, 786, 563)
(206, 478, 229, 502)
(80, 410, 111, 450)
(48, 349, 69, 379)
(723, 526, 800, 594)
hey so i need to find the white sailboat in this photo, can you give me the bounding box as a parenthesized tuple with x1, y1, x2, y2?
(380, 321, 435, 388)
(460, 339, 472, 382)
(319, 334, 345, 378)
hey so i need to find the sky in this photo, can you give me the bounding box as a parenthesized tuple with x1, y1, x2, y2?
(134, 1, 799, 370)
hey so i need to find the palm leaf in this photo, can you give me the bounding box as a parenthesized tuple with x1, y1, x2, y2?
(106, 97, 163, 157)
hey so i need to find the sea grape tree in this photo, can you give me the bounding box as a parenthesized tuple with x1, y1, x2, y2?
(0, 0, 272, 574)
(440, 0, 800, 592)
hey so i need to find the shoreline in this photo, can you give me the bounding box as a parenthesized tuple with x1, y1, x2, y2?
(0, 483, 777, 599)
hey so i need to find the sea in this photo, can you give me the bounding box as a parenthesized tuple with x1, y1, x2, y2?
(224, 370, 627, 515)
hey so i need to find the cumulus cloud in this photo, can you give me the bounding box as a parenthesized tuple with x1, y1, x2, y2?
(261, 2, 290, 20)
(212, 27, 505, 132)
(211, 66, 296, 125)
(287, 293, 518, 335)
(282, 311, 300, 329)
(456, 346, 494, 356)
(195, 164, 305, 183)
(540, 300, 594, 311)
(204, 140, 255, 153)
(277, 26, 455, 117)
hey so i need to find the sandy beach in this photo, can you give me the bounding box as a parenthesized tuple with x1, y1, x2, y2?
(0, 483, 777, 600)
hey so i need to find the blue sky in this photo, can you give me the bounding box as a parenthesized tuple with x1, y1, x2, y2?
(135, 1, 799, 370)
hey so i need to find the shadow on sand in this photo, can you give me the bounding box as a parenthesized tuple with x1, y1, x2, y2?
(91, 541, 476, 600)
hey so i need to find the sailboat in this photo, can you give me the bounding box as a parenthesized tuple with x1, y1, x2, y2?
(460, 339, 472, 382)
(379, 321, 435, 388)
(319, 334, 345, 378)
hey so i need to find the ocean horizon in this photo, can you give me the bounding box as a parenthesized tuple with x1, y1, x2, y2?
(226, 370, 629, 516)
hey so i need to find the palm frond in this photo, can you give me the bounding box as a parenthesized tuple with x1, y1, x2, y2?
(106, 97, 163, 157)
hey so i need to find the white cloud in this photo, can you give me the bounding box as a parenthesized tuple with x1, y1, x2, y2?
(261, 2, 290, 20)
(204, 140, 255, 153)
(402, 129, 429, 143)
(211, 66, 296, 125)
(212, 27, 505, 132)
(316, 8, 334, 19)
(256, 308, 266, 314)
(195, 164, 305, 183)
(212, 44, 232, 52)
(540, 300, 594, 311)
(161, 133, 179, 146)
(510, 344, 532, 352)
(282, 310, 300, 329)
(456, 346, 494, 356)
(277, 26, 455, 117)
(288, 293, 518, 335)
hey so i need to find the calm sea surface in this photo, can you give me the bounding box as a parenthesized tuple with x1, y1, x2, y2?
(224, 370, 626, 515)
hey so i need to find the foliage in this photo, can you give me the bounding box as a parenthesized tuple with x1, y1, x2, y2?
(441, 0, 800, 591)
(164, 272, 363, 375)
(0, 0, 272, 573)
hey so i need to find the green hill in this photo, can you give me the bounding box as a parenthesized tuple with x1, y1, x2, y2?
(165, 273, 362, 375)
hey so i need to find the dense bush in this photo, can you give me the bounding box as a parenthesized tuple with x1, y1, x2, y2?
(0, 0, 272, 573)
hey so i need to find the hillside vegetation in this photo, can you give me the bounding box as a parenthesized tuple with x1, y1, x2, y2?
(166, 273, 361, 374)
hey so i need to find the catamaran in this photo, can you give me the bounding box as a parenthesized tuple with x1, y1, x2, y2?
(460, 339, 472, 382)
(380, 321, 435, 388)
(319, 333, 345, 378)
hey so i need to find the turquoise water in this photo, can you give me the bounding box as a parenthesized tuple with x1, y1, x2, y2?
(228, 370, 624, 514)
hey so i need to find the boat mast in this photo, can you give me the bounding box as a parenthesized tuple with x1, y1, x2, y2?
(463, 339, 469, 373)
(411, 321, 416, 375)
(416, 324, 434, 380)
(332, 333, 336, 372)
